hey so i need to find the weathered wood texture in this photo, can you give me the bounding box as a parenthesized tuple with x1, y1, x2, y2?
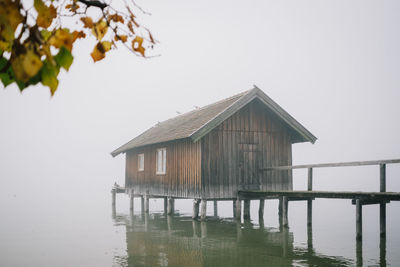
(125, 139, 202, 198)
(201, 99, 293, 199)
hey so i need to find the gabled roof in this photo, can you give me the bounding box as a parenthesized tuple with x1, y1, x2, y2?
(111, 86, 317, 157)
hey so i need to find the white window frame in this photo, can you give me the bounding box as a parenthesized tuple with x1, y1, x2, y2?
(138, 153, 144, 171)
(156, 148, 166, 175)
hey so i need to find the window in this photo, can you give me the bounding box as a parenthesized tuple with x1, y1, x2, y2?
(156, 148, 166, 174)
(138, 153, 144, 171)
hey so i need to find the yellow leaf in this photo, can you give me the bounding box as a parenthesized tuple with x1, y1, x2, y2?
(114, 35, 127, 43)
(72, 30, 86, 42)
(34, 0, 57, 28)
(90, 41, 112, 62)
(80, 17, 93, 29)
(23, 49, 43, 77)
(109, 14, 124, 23)
(102, 41, 112, 51)
(91, 20, 108, 41)
(127, 21, 134, 34)
(11, 49, 43, 82)
(65, 3, 80, 12)
(0, 0, 23, 30)
(0, 0, 24, 50)
(131, 36, 145, 56)
(49, 29, 74, 51)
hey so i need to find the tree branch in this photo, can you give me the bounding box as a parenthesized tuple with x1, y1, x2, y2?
(78, 0, 107, 10)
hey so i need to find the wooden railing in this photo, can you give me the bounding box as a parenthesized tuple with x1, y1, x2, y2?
(260, 158, 400, 240)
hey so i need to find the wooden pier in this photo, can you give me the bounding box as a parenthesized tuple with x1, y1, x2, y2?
(112, 158, 400, 265)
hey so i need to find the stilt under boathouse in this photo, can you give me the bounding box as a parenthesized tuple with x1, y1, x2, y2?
(110, 86, 317, 219)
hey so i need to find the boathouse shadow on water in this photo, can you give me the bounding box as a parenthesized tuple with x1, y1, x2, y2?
(111, 212, 353, 267)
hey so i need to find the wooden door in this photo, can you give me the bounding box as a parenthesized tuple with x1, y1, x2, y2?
(239, 143, 260, 190)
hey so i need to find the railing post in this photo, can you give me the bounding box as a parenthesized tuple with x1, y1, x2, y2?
(380, 164, 386, 238)
(282, 196, 289, 228)
(356, 198, 362, 241)
(307, 168, 313, 226)
(213, 200, 218, 217)
(243, 199, 251, 220)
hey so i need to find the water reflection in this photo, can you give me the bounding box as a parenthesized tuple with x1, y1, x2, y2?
(112, 211, 355, 267)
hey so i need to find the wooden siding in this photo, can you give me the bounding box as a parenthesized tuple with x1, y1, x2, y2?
(201, 99, 293, 199)
(125, 138, 202, 198)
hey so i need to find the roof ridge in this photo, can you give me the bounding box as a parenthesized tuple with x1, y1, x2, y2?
(189, 88, 255, 136)
(150, 88, 252, 128)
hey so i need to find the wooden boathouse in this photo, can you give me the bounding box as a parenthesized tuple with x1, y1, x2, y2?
(111, 86, 316, 218)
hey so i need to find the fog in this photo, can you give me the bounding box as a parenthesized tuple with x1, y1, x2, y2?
(0, 0, 400, 265)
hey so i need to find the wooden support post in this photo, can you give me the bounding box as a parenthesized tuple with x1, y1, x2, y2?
(278, 197, 283, 229)
(259, 199, 265, 219)
(144, 195, 149, 213)
(167, 197, 174, 215)
(171, 198, 175, 212)
(380, 164, 386, 238)
(129, 194, 134, 212)
(163, 197, 167, 214)
(307, 167, 313, 226)
(213, 200, 218, 217)
(243, 199, 251, 220)
(200, 199, 207, 220)
(356, 198, 362, 241)
(192, 199, 200, 219)
(235, 198, 242, 220)
(111, 203, 116, 219)
(140, 196, 144, 213)
(233, 200, 237, 218)
(282, 196, 289, 228)
(111, 189, 116, 207)
(380, 235, 386, 267)
(356, 237, 363, 267)
(307, 223, 313, 252)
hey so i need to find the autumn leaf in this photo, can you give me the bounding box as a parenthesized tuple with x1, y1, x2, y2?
(72, 30, 86, 42)
(127, 21, 135, 34)
(65, 3, 80, 12)
(0, 0, 24, 51)
(0, 56, 15, 87)
(34, 0, 57, 28)
(80, 17, 93, 29)
(11, 49, 43, 82)
(90, 41, 112, 62)
(49, 29, 74, 51)
(54, 47, 73, 71)
(92, 20, 108, 41)
(114, 35, 127, 43)
(109, 14, 124, 23)
(40, 61, 59, 95)
(132, 36, 145, 56)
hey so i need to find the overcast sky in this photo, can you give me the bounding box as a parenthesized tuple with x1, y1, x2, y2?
(0, 0, 399, 207)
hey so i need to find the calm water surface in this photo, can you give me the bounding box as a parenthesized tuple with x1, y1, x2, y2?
(1, 195, 399, 266)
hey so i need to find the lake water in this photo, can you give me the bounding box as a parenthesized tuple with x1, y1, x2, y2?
(1, 191, 399, 267)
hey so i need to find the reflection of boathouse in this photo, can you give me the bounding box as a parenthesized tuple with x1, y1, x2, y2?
(113, 214, 351, 267)
(111, 87, 316, 218)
